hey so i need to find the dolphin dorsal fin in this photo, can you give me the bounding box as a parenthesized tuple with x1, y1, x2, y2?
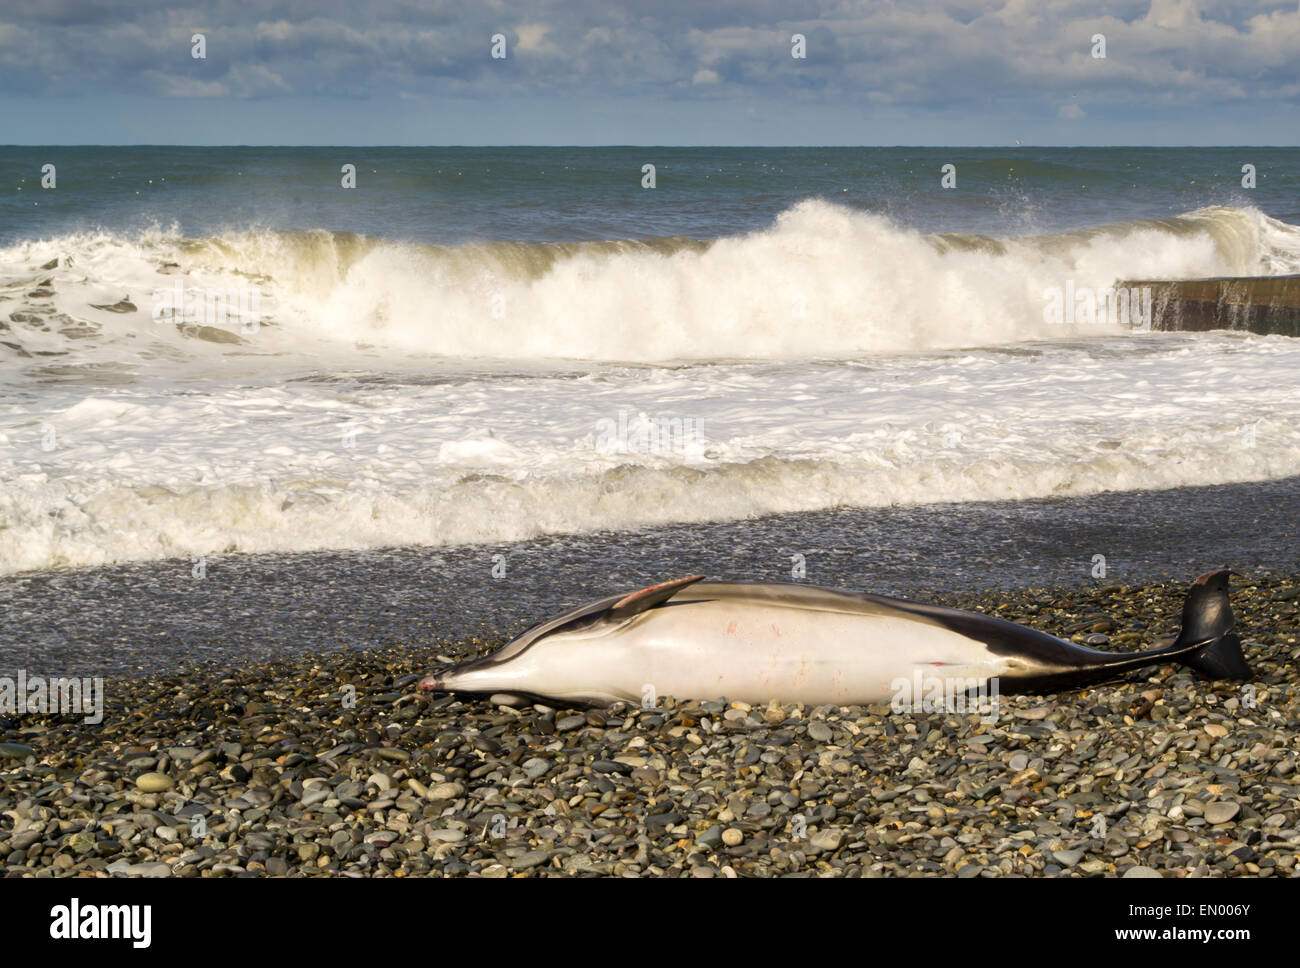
(609, 575, 706, 621)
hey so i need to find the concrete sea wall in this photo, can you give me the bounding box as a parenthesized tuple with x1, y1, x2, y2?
(1118, 275, 1300, 336)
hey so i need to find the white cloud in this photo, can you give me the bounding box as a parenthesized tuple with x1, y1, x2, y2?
(515, 23, 552, 52)
(2, 0, 1299, 119)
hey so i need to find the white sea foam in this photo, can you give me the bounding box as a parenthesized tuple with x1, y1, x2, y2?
(3, 333, 1300, 574)
(4, 204, 1300, 573)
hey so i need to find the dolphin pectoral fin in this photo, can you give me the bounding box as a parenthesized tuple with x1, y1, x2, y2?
(608, 575, 707, 621)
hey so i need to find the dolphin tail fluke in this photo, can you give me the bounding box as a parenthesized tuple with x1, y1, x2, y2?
(1186, 632, 1249, 680)
(1175, 569, 1250, 680)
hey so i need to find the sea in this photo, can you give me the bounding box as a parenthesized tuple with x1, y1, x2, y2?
(2, 146, 1300, 585)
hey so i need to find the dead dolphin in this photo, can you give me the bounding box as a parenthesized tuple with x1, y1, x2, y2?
(418, 570, 1248, 708)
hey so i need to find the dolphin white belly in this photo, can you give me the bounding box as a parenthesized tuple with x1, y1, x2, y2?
(575, 598, 1011, 706)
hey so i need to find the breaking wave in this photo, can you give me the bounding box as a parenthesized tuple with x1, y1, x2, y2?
(2, 203, 1298, 372)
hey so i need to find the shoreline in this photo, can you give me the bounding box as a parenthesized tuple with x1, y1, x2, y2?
(1, 572, 1296, 878)
(3, 474, 1299, 679)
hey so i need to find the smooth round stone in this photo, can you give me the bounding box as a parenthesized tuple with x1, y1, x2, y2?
(10, 830, 42, 851)
(510, 851, 550, 870)
(1013, 706, 1050, 720)
(428, 829, 465, 844)
(522, 758, 550, 779)
(557, 715, 586, 732)
(807, 722, 833, 742)
(126, 862, 173, 877)
(695, 825, 724, 848)
(135, 772, 174, 793)
(0, 743, 35, 759)
(427, 782, 465, 801)
(1204, 802, 1240, 824)
(809, 829, 843, 851)
(722, 828, 744, 847)
(646, 812, 683, 829)
(1009, 753, 1030, 771)
(1123, 865, 1163, 878)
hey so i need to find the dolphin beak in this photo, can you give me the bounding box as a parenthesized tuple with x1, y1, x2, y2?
(418, 674, 440, 692)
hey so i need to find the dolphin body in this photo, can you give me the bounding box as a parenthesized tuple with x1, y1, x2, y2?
(419, 570, 1248, 708)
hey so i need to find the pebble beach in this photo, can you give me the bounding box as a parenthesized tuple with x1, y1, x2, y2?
(2, 571, 1297, 878)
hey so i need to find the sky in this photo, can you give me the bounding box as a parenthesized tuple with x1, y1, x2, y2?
(1, 0, 1298, 145)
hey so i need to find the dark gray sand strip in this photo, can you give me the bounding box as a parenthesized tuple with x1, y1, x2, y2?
(1, 476, 1298, 678)
(0, 573, 1297, 877)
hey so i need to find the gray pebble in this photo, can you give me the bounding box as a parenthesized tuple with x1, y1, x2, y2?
(1204, 802, 1240, 824)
